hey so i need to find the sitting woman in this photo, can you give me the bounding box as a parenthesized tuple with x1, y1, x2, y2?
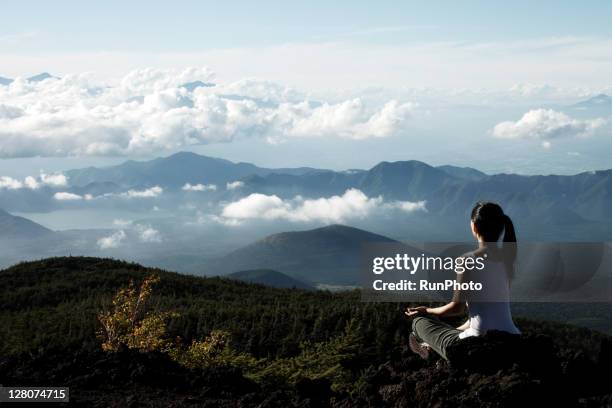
(406, 201, 521, 361)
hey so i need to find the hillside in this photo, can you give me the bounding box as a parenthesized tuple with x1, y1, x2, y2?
(202, 224, 399, 285)
(0, 208, 53, 239)
(1, 257, 612, 406)
(228, 269, 315, 290)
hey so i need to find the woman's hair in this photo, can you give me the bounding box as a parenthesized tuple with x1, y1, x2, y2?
(470, 201, 517, 277)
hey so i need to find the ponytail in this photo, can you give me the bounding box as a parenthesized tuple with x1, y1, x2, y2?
(502, 214, 517, 278)
(471, 202, 517, 279)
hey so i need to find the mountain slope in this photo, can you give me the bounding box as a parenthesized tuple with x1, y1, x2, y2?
(202, 224, 399, 285)
(227, 269, 315, 290)
(0, 208, 53, 239)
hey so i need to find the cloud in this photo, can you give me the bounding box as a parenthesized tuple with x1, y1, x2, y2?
(226, 181, 244, 190)
(0, 67, 416, 157)
(97, 230, 126, 249)
(0, 172, 68, 190)
(384, 201, 427, 212)
(53, 192, 93, 201)
(51, 186, 162, 201)
(492, 109, 606, 147)
(268, 99, 415, 142)
(220, 188, 426, 224)
(112, 218, 133, 227)
(40, 172, 68, 187)
(135, 225, 163, 243)
(0, 176, 24, 190)
(117, 186, 163, 198)
(182, 183, 217, 191)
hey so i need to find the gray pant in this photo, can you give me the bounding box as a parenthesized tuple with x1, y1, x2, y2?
(412, 316, 462, 360)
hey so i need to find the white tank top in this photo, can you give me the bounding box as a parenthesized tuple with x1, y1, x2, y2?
(458, 258, 521, 339)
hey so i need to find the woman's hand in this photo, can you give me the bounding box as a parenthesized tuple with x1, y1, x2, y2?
(405, 306, 429, 317)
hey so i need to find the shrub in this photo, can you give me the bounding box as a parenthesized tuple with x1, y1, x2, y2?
(97, 274, 176, 352)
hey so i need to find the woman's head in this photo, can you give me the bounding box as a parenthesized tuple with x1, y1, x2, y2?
(470, 202, 509, 242)
(470, 201, 517, 271)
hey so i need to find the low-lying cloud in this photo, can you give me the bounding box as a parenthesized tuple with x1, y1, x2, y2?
(116, 186, 163, 198)
(220, 188, 426, 224)
(54, 192, 93, 201)
(492, 109, 606, 147)
(135, 224, 163, 243)
(0, 67, 416, 158)
(0, 172, 68, 190)
(226, 181, 244, 190)
(183, 183, 217, 191)
(97, 230, 126, 249)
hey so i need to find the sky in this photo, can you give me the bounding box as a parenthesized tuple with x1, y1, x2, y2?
(1, 1, 612, 175)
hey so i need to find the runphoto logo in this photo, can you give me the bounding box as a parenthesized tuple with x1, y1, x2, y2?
(372, 253, 486, 275)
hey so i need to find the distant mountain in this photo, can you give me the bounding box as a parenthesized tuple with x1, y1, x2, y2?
(0, 73, 58, 85)
(27, 72, 57, 82)
(437, 165, 487, 181)
(65, 151, 324, 189)
(572, 94, 612, 109)
(8, 150, 612, 238)
(0, 208, 53, 239)
(227, 269, 315, 290)
(181, 80, 215, 91)
(240, 161, 612, 228)
(237, 160, 457, 201)
(201, 224, 400, 285)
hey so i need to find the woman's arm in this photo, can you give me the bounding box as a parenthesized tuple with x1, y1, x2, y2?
(404, 300, 465, 317)
(405, 267, 467, 317)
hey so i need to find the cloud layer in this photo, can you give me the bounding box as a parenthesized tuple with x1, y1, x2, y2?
(492, 109, 606, 147)
(220, 188, 426, 224)
(0, 67, 416, 158)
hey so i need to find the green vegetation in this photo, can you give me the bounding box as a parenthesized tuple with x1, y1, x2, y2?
(0, 257, 409, 391)
(2, 256, 611, 401)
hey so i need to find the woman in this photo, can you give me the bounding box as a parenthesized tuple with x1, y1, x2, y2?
(405, 202, 521, 361)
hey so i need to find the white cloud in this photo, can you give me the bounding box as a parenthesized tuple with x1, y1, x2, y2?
(118, 186, 163, 198)
(0, 67, 416, 158)
(182, 182, 217, 191)
(220, 188, 426, 224)
(112, 218, 133, 227)
(97, 230, 126, 249)
(384, 200, 428, 212)
(0, 176, 24, 189)
(135, 225, 163, 243)
(53, 192, 91, 201)
(267, 99, 415, 142)
(0, 172, 68, 190)
(492, 109, 607, 147)
(226, 180, 244, 190)
(40, 172, 68, 187)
